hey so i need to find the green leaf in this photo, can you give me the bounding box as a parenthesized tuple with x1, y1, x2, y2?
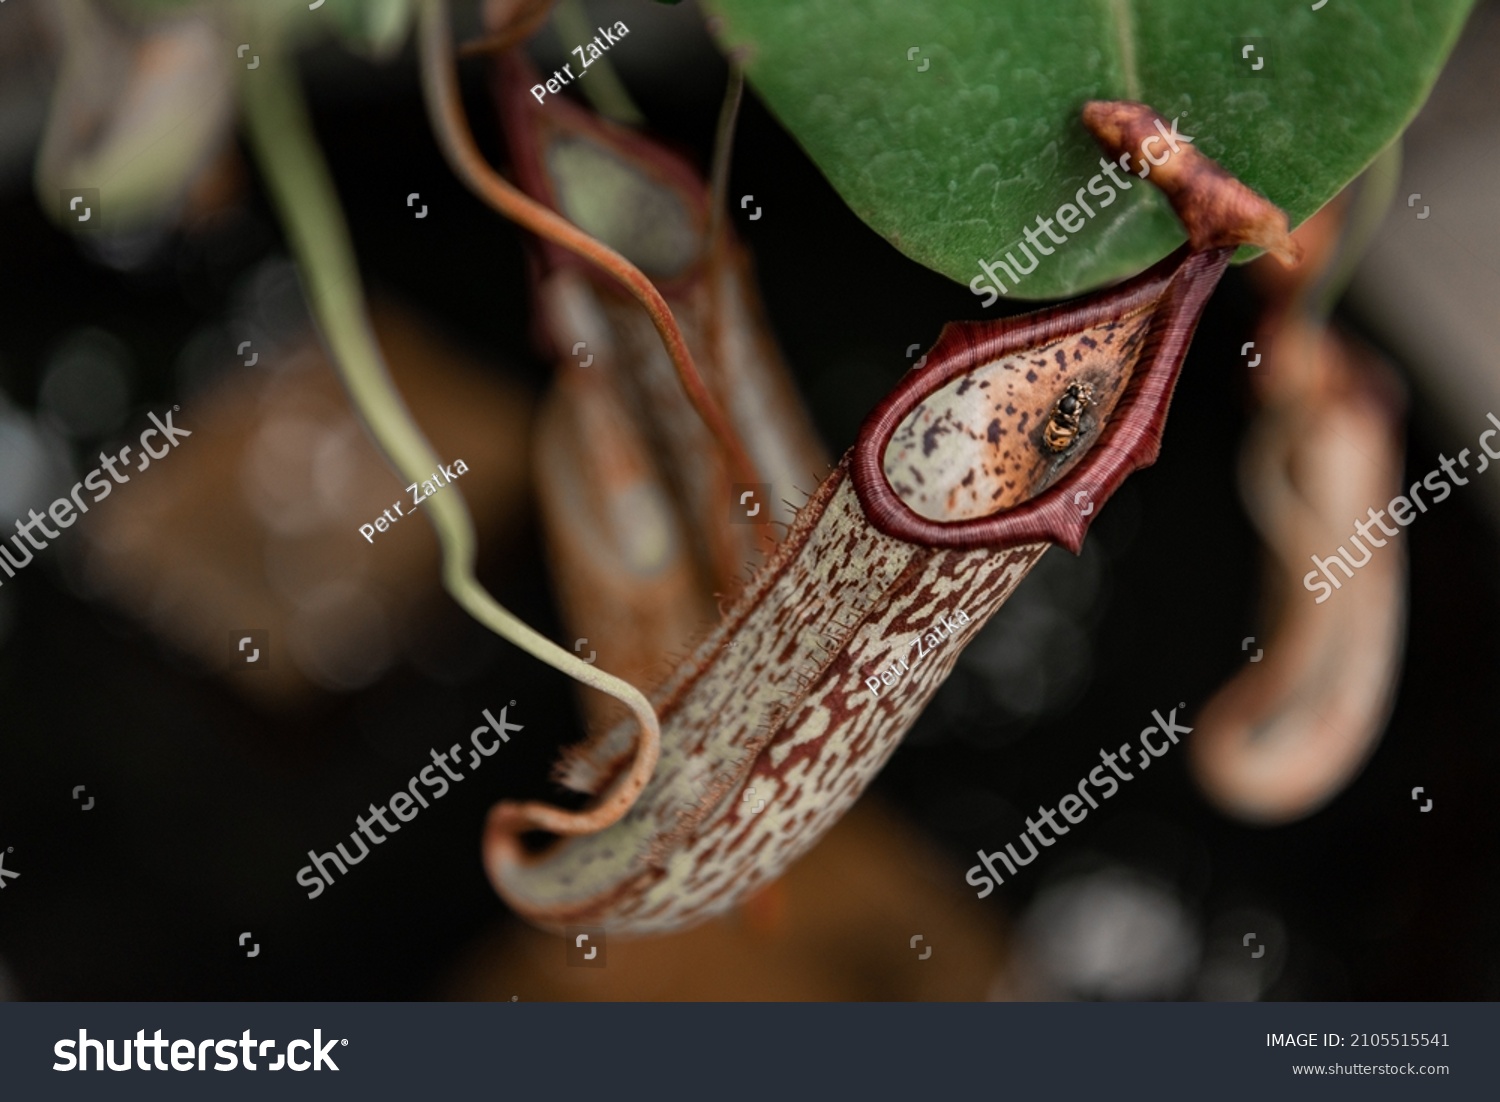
(702, 0, 1474, 300)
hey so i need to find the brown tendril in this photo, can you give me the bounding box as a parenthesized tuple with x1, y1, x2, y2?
(418, 0, 769, 537)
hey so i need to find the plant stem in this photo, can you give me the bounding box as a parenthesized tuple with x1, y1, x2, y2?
(705, 58, 744, 266)
(699, 59, 745, 470)
(238, 52, 660, 838)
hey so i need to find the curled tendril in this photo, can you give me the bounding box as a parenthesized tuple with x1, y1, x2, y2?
(238, 42, 660, 841)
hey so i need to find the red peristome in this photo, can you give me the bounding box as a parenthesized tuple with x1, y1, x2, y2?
(851, 246, 1231, 552)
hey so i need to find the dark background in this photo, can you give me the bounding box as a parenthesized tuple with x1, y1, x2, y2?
(0, 2, 1495, 1000)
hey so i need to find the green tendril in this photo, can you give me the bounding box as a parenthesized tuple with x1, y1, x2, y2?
(238, 52, 662, 797)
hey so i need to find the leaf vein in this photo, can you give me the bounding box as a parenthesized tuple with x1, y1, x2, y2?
(1107, 0, 1142, 100)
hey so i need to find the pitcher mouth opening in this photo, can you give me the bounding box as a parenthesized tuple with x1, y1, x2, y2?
(851, 246, 1232, 554)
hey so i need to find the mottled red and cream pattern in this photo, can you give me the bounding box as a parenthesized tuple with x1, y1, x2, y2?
(487, 462, 1045, 934)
